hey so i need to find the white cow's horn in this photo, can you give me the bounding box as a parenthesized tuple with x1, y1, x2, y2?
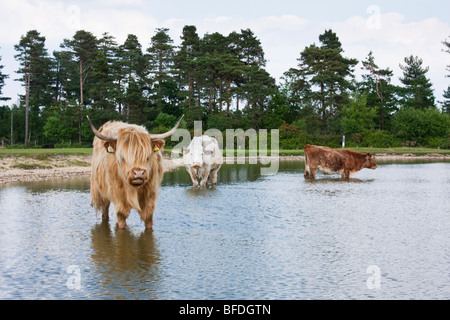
(86, 115, 118, 141)
(149, 114, 184, 140)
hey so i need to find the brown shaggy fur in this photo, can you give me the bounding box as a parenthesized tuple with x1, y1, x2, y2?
(90, 121, 165, 229)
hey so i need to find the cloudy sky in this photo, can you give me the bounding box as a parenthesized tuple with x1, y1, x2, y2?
(1, 0, 449, 107)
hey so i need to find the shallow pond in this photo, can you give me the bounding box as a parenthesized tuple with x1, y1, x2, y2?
(0, 160, 449, 299)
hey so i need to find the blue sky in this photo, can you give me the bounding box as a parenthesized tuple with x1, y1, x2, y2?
(149, 0, 448, 22)
(1, 0, 449, 106)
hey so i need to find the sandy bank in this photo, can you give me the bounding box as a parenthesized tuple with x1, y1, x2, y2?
(0, 154, 184, 185)
(0, 152, 448, 185)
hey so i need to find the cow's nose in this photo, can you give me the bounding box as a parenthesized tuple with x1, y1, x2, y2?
(192, 162, 201, 168)
(132, 169, 146, 178)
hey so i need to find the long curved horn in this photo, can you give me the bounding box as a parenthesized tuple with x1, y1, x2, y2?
(149, 114, 184, 140)
(86, 115, 118, 141)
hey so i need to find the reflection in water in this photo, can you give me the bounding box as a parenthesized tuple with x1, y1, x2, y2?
(162, 162, 266, 187)
(5, 177, 91, 193)
(304, 177, 375, 184)
(0, 160, 449, 299)
(90, 221, 161, 299)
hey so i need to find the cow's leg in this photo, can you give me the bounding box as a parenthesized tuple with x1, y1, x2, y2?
(209, 168, 219, 186)
(140, 202, 155, 230)
(102, 202, 110, 220)
(304, 154, 311, 178)
(91, 189, 111, 219)
(342, 170, 350, 179)
(304, 158, 313, 179)
(188, 168, 199, 188)
(304, 166, 311, 178)
(199, 170, 209, 189)
(144, 212, 154, 230)
(116, 210, 130, 229)
(304, 165, 316, 179)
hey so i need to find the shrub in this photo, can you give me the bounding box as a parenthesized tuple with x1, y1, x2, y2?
(391, 108, 449, 146)
(279, 122, 308, 149)
(363, 130, 399, 148)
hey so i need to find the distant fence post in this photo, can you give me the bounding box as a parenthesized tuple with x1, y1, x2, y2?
(342, 135, 345, 148)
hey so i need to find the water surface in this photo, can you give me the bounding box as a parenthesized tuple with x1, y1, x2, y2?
(0, 160, 449, 299)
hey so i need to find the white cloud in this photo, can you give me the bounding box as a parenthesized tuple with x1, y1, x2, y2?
(80, 8, 158, 45)
(0, 0, 158, 46)
(332, 12, 450, 98)
(1, 0, 68, 45)
(98, 0, 145, 6)
(1, 1, 449, 104)
(255, 15, 309, 32)
(204, 16, 232, 23)
(0, 0, 159, 100)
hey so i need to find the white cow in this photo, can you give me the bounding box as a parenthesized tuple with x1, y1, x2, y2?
(183, 135, 223, 188)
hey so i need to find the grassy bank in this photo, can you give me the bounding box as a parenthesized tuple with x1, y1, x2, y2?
(336, 147, 450, 156)
(223, 147, 450, 157)
(0, 148, 93, 156)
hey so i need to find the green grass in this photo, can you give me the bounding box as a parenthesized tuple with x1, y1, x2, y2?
(343, 147, 450, 155)
(228, 149, 305, 156)
(0, 148, 93, 156)
(66, 159, 91, 167)
(220, 147, 450, 157)
(11, 163, 52, 170)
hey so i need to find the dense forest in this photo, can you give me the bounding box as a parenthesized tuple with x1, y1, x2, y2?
(0, 26, 449, 149)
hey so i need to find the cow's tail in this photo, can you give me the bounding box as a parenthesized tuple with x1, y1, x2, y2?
(303, 144, 310, 164)
(303, 144, 310, 178)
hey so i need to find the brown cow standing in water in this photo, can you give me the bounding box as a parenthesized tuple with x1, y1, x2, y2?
(304, 144, 377, 179)
(87, 115, 183, 229)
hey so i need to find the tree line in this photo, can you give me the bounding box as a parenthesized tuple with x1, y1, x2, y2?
(0, 26, 449, 149)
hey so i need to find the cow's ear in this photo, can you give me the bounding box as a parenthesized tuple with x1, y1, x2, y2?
(104, 141, 116, 153)
(366, 152, 375, 160)
(152, 139, 165, 152)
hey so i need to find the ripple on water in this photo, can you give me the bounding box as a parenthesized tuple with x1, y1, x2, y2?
(0, 162, 449, 299)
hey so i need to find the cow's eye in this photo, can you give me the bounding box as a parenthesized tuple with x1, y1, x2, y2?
(204, 150, 213, 155)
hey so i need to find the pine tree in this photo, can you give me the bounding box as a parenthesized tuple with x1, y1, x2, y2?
(147, 28, 175, 112)
(14, 30, 51, 144)
(360, 51, 397, 130)
(442, 87, 450, 114)
(242, 66, 276, 129)
(0, 48, 10, 101)
(295, 29, 358, 134)
(174, 25, 201, 109)
(61, 30, 98, 142)
(89, 33, 118, 124)
(114, 34, 146, 121)
(229, 29, 267, 112)
(442, 36, 450, 114)
(399, 55, 435, 110)
(120, 35, 148, 124)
